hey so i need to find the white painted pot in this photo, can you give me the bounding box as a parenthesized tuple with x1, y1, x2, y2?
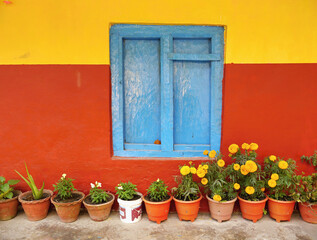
(117, 192, 143, 223)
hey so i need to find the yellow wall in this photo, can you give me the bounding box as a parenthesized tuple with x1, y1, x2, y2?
(0, 0, 316, 64)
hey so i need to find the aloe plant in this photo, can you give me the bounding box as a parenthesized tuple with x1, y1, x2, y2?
(15, 162, 44, 200)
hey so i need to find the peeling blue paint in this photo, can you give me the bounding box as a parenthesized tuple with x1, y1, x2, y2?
(110, 25, 224, 157)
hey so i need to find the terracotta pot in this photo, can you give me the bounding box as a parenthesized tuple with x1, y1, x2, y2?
(51, 191, 85, 223)
(143, 195, 172, 224)
(83, 193, 115, 221)
(117, 192, 143, 223)
(206, 194, 237, 223)
(0, 190, 21, 221)
(18, 189, 53, 221)
(268, 197, 295, 222)
(299, 202, 317, 224)
(238, 195, 268, 223)
(173, 194, 202, 222)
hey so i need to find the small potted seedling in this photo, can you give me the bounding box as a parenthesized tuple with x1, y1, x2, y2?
(0, 176, 21, 220)
(16, 163, 53, 221)
(83, 181, 115, 221)
(51, 173, 85, 223)
(115, 182, 143, 223)
(143, 178, 172, 224)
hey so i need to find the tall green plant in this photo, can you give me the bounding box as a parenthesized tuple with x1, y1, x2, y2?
(15, 162, 44, 200)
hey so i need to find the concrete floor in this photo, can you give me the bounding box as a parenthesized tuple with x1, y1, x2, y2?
(0, 209, 316, 240)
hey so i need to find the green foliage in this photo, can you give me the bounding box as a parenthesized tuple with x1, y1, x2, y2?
(293, 173, 317, 203)
(115, 182, 138, 200)
(89, 181, 109, 204)
(0, 177, 19, 200)
(301, 151, 317, 171)
(231, 148, 257, 165)
(15, 162, 44, 200)
(264, 157, 297, 201)
(146, 179, 169, 202)
(53, 174, 76, 200)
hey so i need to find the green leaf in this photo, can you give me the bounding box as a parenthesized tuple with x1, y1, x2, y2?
(1, 183, 10, 192)
(0, 176, 5, 183)
(8, 179, 20, 186)
(6, 192, 13, 199)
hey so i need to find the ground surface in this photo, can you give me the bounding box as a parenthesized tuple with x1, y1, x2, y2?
(1, 210, 316, 240)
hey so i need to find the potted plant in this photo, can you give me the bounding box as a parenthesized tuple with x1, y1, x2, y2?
(172, 161, 202, 222)
(264, 156, 297, 222)
(229, 143, 267, 223)
(115, 182, 143, 223)
(301, 151, 317, 171)
(83, 181, 115, 221)
(15, 163, 53, 221)
(51, 173, 85, 223)
(143, 178, 172, 224)
(201, 150, 239, 223)
(293, 173, 317, 223)
(0, 176, 21, 220)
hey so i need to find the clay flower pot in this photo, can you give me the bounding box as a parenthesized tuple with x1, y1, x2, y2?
(0, 190, 21, 221)
(143, 195, 172, 224)
(206, 194, 237, 223)
(238, 195, 268, 223)
(298, 202, 317, 224)
(83, 192, 115, 221)
(117, 192, 143, 223)
(18, 189, 53, 221)
(51, 191, 85, 223)
(173, 194, 202, 222)
(268, 197, 295, 222)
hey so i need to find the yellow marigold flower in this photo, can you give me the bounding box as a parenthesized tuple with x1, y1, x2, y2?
(189, 161, 193, 165)
(261, 187, 265, 192)
(217, 159, 225, 167)
(228, 153, 232, 157)
(198, 164, 202, 169)
(234, 183, 240, 190)
(201, 178, 208, 185)
(240, 165, 249, 175)
(268, 179, 277, 188)
(197, 168, 206, 178)
(245, 160, 258, 173)
(228, 144, 239, 154)
(213, 194, 222, 202)
(278, 160, 288, 169)
(204, 169, 208, 174)
(241, 143, 250, 150)
(203, 150, 209, 156)
(269, 155, 277, 161)
(249, 143, 259, 151)
(245, 186, 255, 195)
(180, 166, 190, 176)
(203, 165, 209, 170)
(233, 164, 240, 171)
(209, 150, 217, 158)
(190, 167, 197, 174)
(271, 173, 279, 181)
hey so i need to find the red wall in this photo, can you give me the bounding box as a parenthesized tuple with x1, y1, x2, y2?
(0, 64, 316, 211)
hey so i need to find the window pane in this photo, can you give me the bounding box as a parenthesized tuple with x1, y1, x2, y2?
(173, 38, 211, 54)
(123, 39, 161, 144)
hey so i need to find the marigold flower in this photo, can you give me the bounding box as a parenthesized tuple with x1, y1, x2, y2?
(268, 179, 277, 188)
(228, 144, 239, 154)
(269, 155, 277, 161)
(245, 160, 258, 173)
(240, 165, 249, 175)
(189, 161, 193, 165)
(234, 183, 240, 190)
(190, 167, 197, 174)
(261, 187, 265, 192)
(203, 150, 209, 156)
(249, 143, 259, 151)
(233, 164, 240, 171)
(217, 159, 225, 167)
(180, 166, 190, 176)
(278, 160, 288, 169)
(271, 173, 279, 181)
(197, 168, 206, 178)
(213, 194, 222, 202)
(245, 186, 255, 195)
(209, 150, 217, 158)
(228, 153, 232, 157)
(203, 165, 209, 170)
(201, 178, 208, 185)
(241, 143, 250, 150)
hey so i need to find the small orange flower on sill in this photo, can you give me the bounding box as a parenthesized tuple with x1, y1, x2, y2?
(154, 139, 161, 144)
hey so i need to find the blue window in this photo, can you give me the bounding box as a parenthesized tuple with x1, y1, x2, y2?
(110, 24, 224, 157)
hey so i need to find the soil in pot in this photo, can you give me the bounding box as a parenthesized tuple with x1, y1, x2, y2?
(173, 195, 202, 222)
(238, 195, 268, 223)
(0, 190, 21, 221)
(83, 193, 115, 222)
(268, 197, 295, 222)
(143, 194, 172, 224)
(19, 190, 53, 221)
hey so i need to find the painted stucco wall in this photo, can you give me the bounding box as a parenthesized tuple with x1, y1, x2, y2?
(0, 0, 316, 211)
